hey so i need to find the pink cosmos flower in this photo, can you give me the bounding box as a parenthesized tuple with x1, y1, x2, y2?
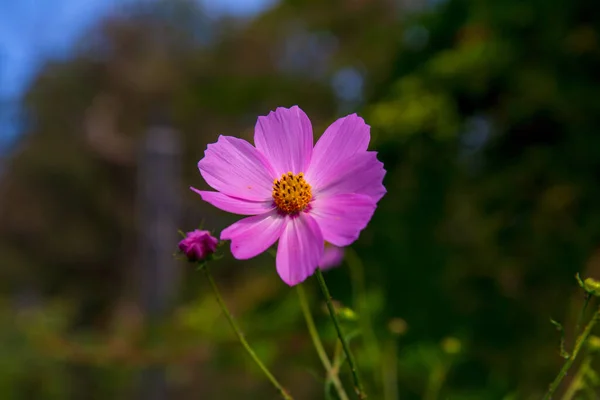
(192, 106, 385, 286)
(319, 244, 345, 270)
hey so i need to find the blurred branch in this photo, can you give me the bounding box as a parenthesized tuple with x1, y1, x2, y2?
(544, 305, 600, 399)
(382, 338, 399, 400)
(296, 284, 350, 400)
(423, 360, 447, 400)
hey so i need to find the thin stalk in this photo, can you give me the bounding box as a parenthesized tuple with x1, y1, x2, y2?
(296, 284, 350, 400)
(203, 266, 293, 400)
(347, 248, 382, 392)
(423, 361, 447, 400)
(333, 340, 345, 370)
(382, 339, 399, 400)
(561, 355, 592, 400)
(543, 305, 600, 400)
(315, 268, 367, 399)
(575, 294, 592, 336)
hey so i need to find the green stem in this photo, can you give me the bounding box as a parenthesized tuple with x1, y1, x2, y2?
(333, 340, 345, 370)
(574, 294, 591, 336)
(382, 339, 399, 400)
(423, 361, 447, 400)
(543, 305, 600, 400)
(296, 284, 350, 400)
(315, 268, 367, 399)
(203, 266, 293, 400)
(347, 248, 382, 392)
(561, 355, 592, 400)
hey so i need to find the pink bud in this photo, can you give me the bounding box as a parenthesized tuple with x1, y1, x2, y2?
(178, 230, 218, 262)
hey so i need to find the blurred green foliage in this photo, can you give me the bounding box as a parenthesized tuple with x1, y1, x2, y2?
(1, 0, 600, 398)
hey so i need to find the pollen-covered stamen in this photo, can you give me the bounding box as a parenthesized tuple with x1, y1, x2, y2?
(272, 172, 312, 214)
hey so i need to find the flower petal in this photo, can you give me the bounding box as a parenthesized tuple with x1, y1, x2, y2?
(310, 193, 377, 247)
(191, 188, 274, 215)
(199, 135, 276, 201)
(313, 151, 386, 203)
(254, 106, 313, 176)
(221, 210, 285, 259)
(306, 114, 370, 188)
(319, 245, 345, 270)
(276, 213, 324, 286)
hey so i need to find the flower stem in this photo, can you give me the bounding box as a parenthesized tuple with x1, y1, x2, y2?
(574, 293, 591, 336)
(543, 305, 600, 400)
(202, 266, 293, 400)
(561, 354, 592, 400)
(382, 338, 399, 400)
(423, 361, 447, 400)
(296, 284, 350, 400)
(315, 268, 367, 399)
(347, 248, 382, 392)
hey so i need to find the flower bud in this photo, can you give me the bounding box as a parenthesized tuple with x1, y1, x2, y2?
(584, 278, 600, 296)
(338, 306, 359, 322)
(178, 230, 218, 262)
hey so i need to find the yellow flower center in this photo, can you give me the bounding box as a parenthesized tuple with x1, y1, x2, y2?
(272, 172, 312, 214)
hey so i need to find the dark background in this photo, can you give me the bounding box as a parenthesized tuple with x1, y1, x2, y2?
(1, 0, 600, 398)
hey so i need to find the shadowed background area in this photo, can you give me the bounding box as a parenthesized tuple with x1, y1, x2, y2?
(1, 0, 600, 398)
